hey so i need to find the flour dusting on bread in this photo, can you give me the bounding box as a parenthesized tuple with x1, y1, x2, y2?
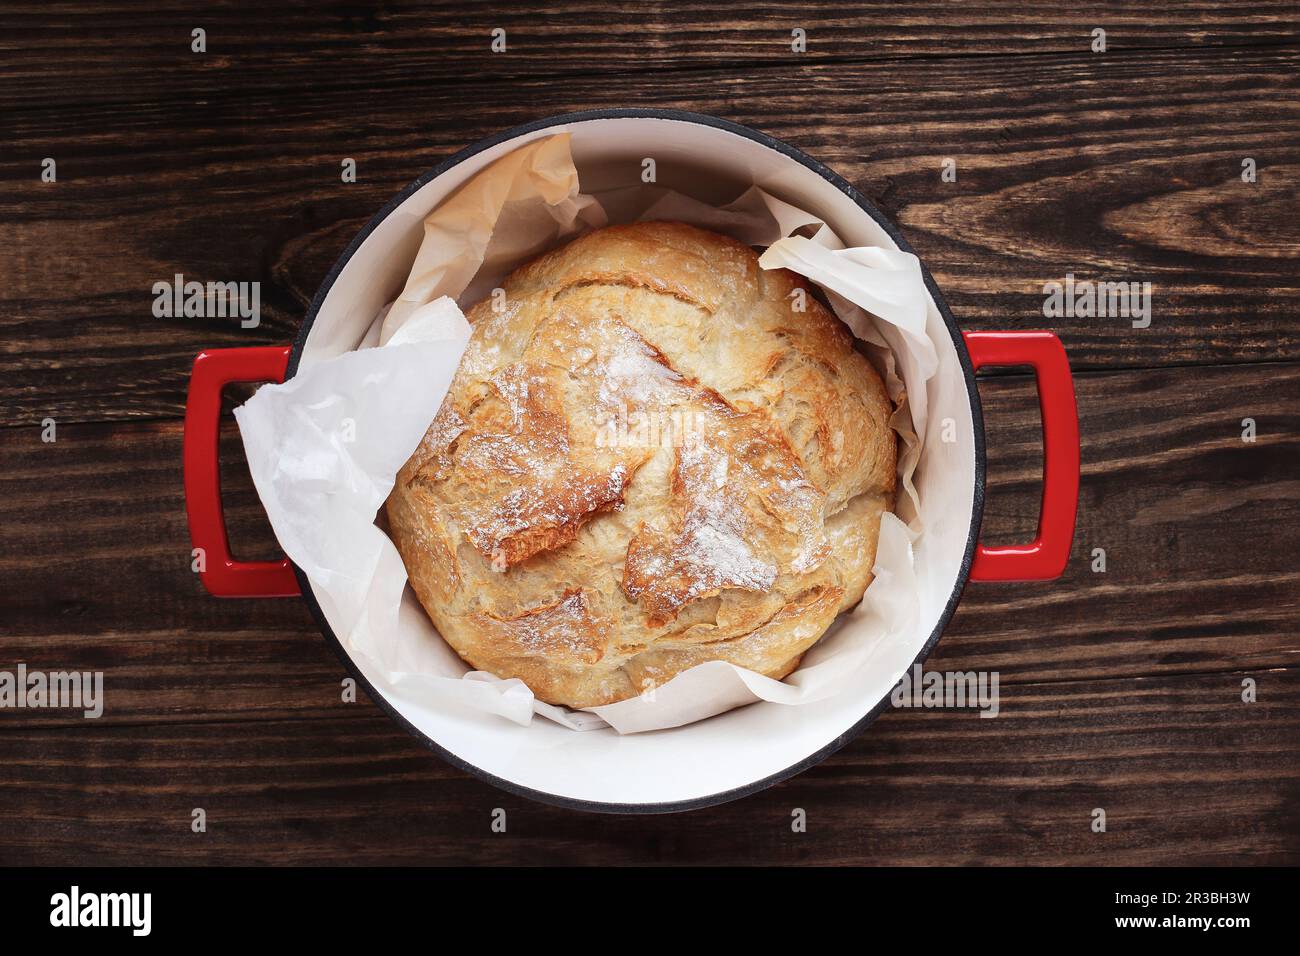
(386, 222, 896, 708)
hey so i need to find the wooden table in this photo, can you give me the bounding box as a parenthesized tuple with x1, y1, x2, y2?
(2, 2, 1297, 865)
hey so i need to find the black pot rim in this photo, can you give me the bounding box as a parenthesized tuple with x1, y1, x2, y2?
(287, 107, 987, 814)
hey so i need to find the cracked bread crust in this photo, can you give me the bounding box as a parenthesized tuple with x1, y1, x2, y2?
(385, 221, 896, 708)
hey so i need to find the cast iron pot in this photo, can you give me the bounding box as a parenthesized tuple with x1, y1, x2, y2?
(184, 109, 1080, 813)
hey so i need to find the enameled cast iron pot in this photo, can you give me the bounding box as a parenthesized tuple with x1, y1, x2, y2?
(184, 109, 1080, 813)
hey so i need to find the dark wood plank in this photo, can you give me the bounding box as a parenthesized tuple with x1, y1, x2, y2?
(0, 668, 1293, 864)
(947, 360, 1300, 681)
(3, 2, 1296, 869)
(4, 2, 1296, 111)
(1, 361, 1295, 727)
(0, 417, 342, 727)
(4, 47, 1298, 426)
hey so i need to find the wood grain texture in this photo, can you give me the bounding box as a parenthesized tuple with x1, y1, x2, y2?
(1, 362, 1295, 728)
(4, 2, 1297, 110)
(3, 46, 1299, 424)
(2, 3, 1298, 866)
(0, 669, 1294, 865)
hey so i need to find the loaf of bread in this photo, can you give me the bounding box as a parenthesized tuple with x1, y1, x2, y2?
(386, 222, 895, 708)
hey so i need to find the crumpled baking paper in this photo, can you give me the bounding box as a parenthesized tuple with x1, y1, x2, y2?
(235, 133, 940, 734)
(379, 134, 605, 345)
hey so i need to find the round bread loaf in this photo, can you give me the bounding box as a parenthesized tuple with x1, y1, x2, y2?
(385, 221, 896, 708)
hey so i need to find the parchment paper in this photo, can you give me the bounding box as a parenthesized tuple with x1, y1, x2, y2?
(235, 133, 940, 734)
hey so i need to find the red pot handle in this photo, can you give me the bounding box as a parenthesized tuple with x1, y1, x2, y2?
(183, 346, 300, 598)
(964, 331, 1079, 581)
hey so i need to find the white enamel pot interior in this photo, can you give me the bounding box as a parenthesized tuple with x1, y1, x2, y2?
(289, 109, 983, 812)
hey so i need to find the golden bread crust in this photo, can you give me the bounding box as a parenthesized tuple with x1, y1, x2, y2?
(386, 222, 896, 708)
